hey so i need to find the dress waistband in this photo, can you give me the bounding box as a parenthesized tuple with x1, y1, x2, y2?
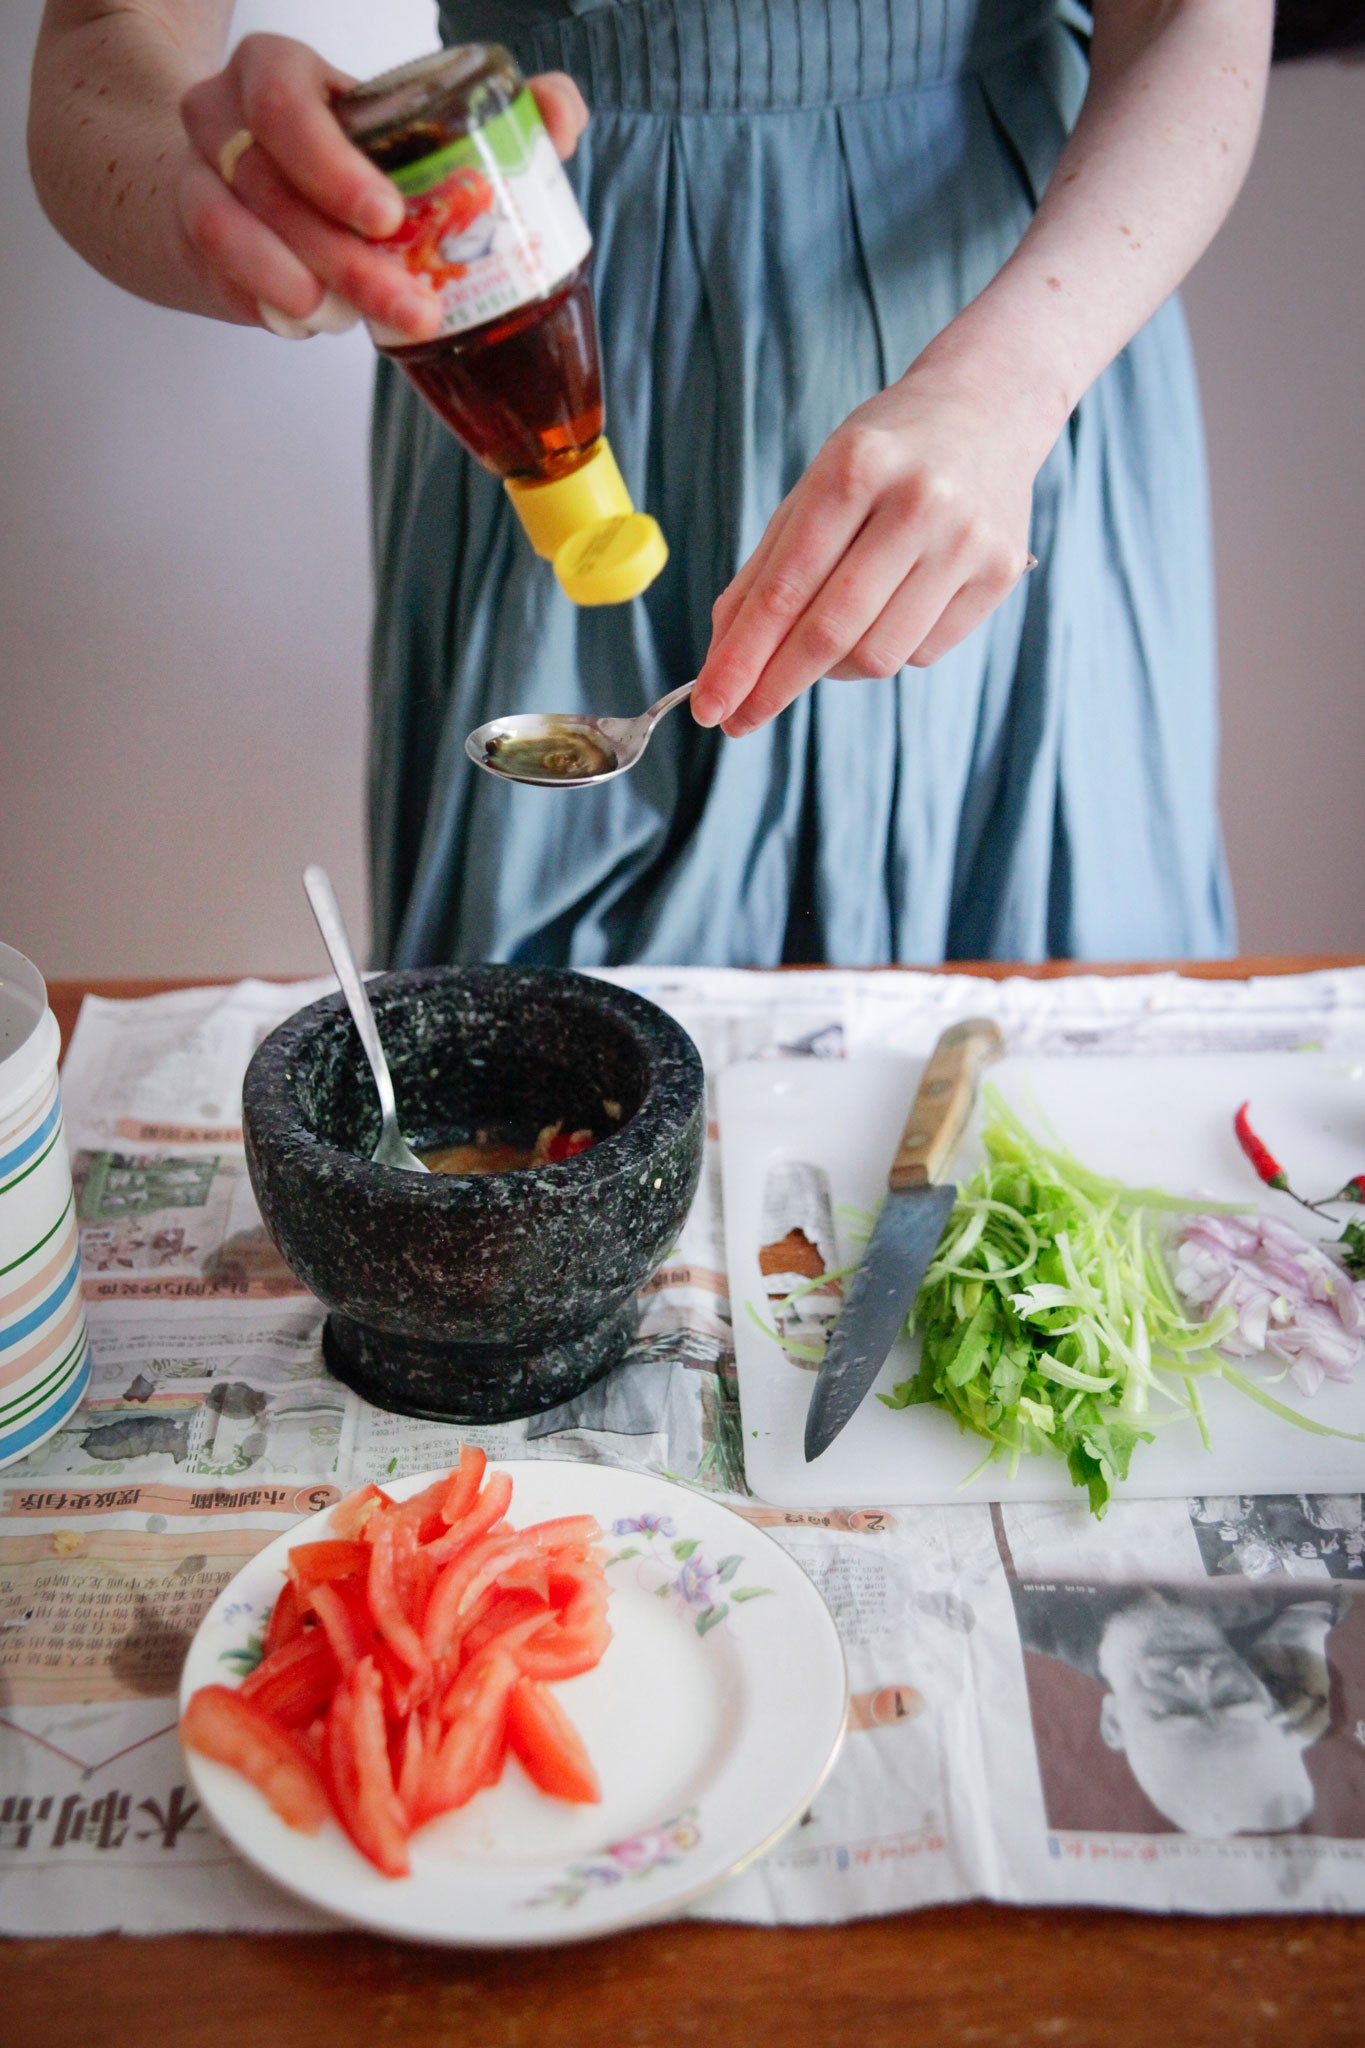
(437, 0, 1073, 113)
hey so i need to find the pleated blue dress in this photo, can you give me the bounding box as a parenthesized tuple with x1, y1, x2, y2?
(369, 0, 1234, 967)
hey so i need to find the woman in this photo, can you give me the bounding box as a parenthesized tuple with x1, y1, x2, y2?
(29, 1, 1274, 966)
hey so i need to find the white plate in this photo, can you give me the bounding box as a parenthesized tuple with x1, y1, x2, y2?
(179, 1460, 847, 1944)
(722, 1050, 1365, 1508)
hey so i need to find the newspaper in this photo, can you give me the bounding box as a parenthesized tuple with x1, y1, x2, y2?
(3, 966, 1364, 1934)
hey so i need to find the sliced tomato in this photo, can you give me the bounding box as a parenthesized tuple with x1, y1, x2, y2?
(493, 1554, 550, 1603)
(512, 1620, 610, 1683)
(287, 1538, 371, 1591)
(440, 1614, 558, 1721)
(424, 1470, 514, 1566)
(479, 1723, 509, 1790)
(506, 1677, 601, 1803)
(390, 1518, 432, 1622)
(443, 1532, 559, 1653)
(349, 1658, 411, 1879)
(395, 1709, 429, 1825)
(447, 1578, 495, 1647)
(439, 1444, 487, 1527)
(181, 1685, 330, 1833)
(544, 1553, 609, 1606)
(544, 1541, 597, 1573)
(306, 1576, 375, 1675)
(262, 1577, 306, 1659)
(427, 1520, 609, 1662)
(406, 1541, 438, 1631)
(329, 1482, 390, 1539)
(240, 1628, 340, 1727)
(422, 1528, 526, 1658)
(459, 1589, 554, 1661)
(524, 1515, 602, 1553)
(461, 1527, 589, 1617)
(367, 1515, 430, 1677)
(390, 1474, 451, 1547)
(374, 1637, 434, 1720)
(324, 1658, 410, 1878)
(192, 1462, 612, 1868)
(512, 1572, 611, 1682)
(414, 1649, 519, 1826)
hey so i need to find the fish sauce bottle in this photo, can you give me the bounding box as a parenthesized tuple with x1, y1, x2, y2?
(336, 46, 666, 607)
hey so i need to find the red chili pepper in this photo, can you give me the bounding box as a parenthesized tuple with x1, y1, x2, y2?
(544, 1129, 594, 1162)
(1234, 1101, 1289, 1192)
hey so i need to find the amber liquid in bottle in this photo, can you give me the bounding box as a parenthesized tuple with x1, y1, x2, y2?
(383, 260, 603, 482)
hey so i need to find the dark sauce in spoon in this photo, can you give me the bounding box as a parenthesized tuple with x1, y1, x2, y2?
(486, 729, 617, 780)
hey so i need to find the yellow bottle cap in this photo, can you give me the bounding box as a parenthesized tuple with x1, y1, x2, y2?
(504, 438, 667, 605)
(554, 514, 669, 607)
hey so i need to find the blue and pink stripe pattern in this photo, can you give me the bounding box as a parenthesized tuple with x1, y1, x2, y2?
(0, 1066, 90, 1468)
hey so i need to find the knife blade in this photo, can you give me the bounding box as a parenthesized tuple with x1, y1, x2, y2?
(803, 1018, 1004, 1462)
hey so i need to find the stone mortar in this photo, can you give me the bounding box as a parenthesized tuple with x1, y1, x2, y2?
(241, 966, 704, 1422)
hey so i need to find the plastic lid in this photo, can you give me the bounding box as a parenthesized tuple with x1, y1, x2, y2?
(504, 440, 667, 605)
(554, 515, 669, 606)
(335, 46, 502, 138)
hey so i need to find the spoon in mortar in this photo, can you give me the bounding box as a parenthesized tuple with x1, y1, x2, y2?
(302, 863, 428, 1174)
(466, 681, 696, 787)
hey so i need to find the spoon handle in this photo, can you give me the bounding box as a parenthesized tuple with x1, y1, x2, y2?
(302, 865, 398, 1129)
(648, 680, 697, 727)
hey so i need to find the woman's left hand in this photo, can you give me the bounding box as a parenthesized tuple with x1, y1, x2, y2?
(690, 351, 1051, 736)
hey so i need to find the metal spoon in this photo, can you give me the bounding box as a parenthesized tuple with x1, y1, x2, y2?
(465, 681, 696, 788)
(302, 863, 428, 1175)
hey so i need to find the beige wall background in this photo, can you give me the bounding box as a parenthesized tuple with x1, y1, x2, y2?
(1, 4, 1361, 979)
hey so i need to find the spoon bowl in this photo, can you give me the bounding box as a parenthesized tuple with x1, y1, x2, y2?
(466, 681, 695, 788)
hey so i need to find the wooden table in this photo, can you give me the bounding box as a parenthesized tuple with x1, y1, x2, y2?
(9, 963, 1365, 2048)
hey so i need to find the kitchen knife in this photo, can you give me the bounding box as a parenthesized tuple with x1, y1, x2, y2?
(803, 1018, 1005, 1462)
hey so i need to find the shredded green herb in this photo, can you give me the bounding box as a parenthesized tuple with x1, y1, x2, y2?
(879, 1088, 1245, 1514)
(1337, 1219, 1365, 1280)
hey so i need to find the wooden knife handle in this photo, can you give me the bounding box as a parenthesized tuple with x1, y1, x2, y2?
(888, 1019, 1005, 1191)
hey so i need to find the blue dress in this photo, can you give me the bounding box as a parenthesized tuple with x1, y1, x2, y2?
(369, 0, 1234, 967)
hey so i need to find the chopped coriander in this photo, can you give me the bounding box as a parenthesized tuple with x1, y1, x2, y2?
(881, 1088, 1241, 1515)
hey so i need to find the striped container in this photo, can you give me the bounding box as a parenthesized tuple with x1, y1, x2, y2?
(0, 944, 90, 1469)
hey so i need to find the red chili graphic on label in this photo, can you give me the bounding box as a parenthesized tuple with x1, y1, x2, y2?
(388, 168, 496, 287)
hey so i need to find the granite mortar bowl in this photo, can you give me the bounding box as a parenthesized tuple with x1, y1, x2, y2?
(241, 967, 704, 1423)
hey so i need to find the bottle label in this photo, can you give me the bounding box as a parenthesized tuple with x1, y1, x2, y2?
(379, 88, 592, 339)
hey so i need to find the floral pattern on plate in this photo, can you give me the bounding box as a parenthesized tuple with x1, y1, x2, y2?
(527, 1807, 703, 1909)
(606, 1513, 772, 1636)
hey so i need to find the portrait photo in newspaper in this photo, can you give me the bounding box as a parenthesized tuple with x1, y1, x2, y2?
(1009, 1571, 1365, 1840)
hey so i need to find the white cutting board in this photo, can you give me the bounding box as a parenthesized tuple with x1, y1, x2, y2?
(719, 1051, 1365, 1507)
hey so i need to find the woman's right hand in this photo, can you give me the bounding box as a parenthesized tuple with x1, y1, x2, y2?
(177, 36, 588, 337)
